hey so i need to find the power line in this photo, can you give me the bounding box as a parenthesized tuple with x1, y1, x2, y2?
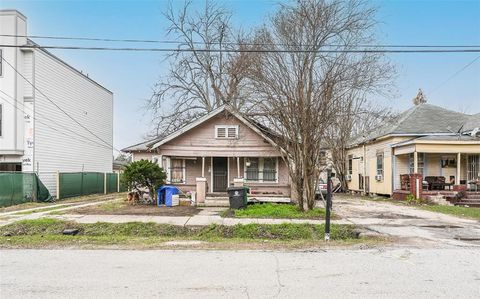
(0, 90, 115, 151)
(428, 55, 480, 96)
(1, 44, 480, 53)
(0, 93, 116, 152)
(1, 56, 120, 153)
(1, 33, 480, 49)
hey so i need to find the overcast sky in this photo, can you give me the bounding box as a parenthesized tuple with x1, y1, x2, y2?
(2, 0, 480, 151)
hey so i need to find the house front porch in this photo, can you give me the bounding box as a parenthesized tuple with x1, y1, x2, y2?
(392, 140, 479, 204)
(158, 155, 291, 204)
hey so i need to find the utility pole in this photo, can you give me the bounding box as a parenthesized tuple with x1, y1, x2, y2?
(325, 164, 332, 241)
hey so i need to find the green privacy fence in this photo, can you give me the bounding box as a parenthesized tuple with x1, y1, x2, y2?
(58, 172, 123, 199)
(0, 172, 52, 207)
(106, 173, 118, 193)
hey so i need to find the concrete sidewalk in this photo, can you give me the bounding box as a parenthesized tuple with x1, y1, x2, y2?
(52, 207, 343, 226)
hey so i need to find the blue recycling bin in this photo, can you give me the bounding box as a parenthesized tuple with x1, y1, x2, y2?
(157, 186, 179, 207)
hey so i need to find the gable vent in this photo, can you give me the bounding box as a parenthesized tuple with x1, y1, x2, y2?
(217, 127, 226, 138)
(215, 125, 238, 139)
(227, 127, 237, 138)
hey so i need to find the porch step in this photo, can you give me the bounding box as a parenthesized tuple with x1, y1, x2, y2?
(204, 197, 229, 207)
(466, 195, 480, 199)
(206, 193, 228, 198)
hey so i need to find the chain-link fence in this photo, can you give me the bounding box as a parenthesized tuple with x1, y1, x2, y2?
(0, 172, 53, 207)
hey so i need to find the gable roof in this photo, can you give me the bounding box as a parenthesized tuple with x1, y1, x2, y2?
(150, 105, 279, 150)
(464, 113, 480, 132)
(121, 137, 162, 152)
(349, 103, 474, 146)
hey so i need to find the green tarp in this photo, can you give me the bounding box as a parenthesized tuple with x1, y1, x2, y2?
(0, 172, 53, 207)
(106, 173, 118, 193)
(59, 172, 105, 199)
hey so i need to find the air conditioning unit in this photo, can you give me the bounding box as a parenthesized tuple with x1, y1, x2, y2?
(375, 174, 383, 181)
(345, 174, 352, 181)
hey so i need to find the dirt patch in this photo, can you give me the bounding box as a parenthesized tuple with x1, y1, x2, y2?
(68, 201, 201, 217)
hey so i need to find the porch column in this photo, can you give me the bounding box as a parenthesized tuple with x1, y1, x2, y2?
(456, 153, 461, 185)
(201, 157, 205, 177)
(196, 177, 207, 204)
(237, 157, 241, 178)
(413, 151, 418, 173)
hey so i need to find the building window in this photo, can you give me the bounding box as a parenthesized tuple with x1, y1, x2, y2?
(376, 153, 384, 176)
(348, 155, 353, 175)
(263, 158, 277, 182)
(170, 158, 185, 183)
(245, 157, 277, 182)
(0, 104, 2, 137)
(215, 125, 238, 139)
(409, 153, 424, 174)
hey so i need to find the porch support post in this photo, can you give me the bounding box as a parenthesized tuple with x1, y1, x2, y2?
(237, 157, 240, 178)
(195, 177, 207, 204)
(413, 151, 418, 173)
(456, 153, 461, 185)
(201, 157, 205, 177)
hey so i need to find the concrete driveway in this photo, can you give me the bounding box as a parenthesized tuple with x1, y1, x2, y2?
(332, 195, 480, 247)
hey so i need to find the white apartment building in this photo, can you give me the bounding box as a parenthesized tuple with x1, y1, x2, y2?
(0, 10, 113, 195)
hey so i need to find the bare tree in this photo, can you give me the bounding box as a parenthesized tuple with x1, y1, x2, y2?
(326, 100, 396, 191)
(148, 0, 254, 135)
(248, 0, 392, 210)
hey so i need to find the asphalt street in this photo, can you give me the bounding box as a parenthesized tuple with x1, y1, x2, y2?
(1, 248, 479, 298)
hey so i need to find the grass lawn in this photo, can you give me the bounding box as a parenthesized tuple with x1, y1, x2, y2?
(0, 218, 362, 249)
(418, 205, 480, 220)
(223, 203, 332, 219)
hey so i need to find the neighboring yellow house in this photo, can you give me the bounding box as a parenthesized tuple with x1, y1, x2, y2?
(346, 103, 480, 197)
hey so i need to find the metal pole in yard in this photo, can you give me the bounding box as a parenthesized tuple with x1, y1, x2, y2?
(81, 164, 84, 196)
(325, 166, 332, 241)
(117, 173, 120, 193)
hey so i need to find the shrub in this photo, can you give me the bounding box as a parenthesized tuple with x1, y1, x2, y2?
(121, 160, 166, 198)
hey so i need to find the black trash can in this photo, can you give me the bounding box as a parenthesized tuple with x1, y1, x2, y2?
(227, 187, 248, 209)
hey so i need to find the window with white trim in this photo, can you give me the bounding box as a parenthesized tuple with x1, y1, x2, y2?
(215, 125, 238, 139)
(170, 158, 186, 183)
(0, 104, 2, 137)
(376, 153, 384, 176)
(245, 157, 277, 182)
(0, 49, 3, 76)
(408, 153, 424, 174)
(347, 155, 353, 175)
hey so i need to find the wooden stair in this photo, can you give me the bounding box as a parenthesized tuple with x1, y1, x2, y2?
(454, 192, 480, 207)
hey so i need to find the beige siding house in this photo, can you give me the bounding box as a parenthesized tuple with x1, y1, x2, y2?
(123, 106, 291, 202)
(346, 103, 480, 199)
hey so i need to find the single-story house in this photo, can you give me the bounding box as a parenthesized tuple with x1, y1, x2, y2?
(346, 103, 480, 200)
(123, 106, 292, 203)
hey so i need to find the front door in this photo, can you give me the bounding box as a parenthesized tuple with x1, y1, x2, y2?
(213, 157, 228, 192)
